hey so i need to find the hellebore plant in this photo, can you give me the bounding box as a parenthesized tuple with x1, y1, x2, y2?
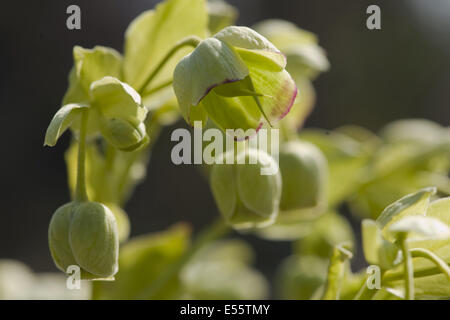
(34, 0, 450, 300)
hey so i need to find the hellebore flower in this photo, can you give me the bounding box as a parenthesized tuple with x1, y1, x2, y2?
(48, 201, 119, 280)
(278, 141, 328, 213)
(254, 20, 330, 131)
(44, 46, 149, 151)
(210, 149, 282, 229)
(173, 26, 298, 140)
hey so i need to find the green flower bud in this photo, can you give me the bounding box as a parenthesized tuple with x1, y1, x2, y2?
(210, 149, 281, 230)
(99, 116, 149, 151)
(278, 141, 327, 216)
(48, 202, 119, 279)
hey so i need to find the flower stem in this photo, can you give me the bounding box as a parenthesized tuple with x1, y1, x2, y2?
(400, 235, 414, 300)
(74, 109, 89, 202)
(410, 248, 450, 281)
(141, 79, 174, 97)
(353, 275, 379, 300)
(136, 219, 230, 299)
(137, 35, 202, 94)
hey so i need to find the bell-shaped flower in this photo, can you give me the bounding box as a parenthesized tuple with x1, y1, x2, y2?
(48, 201, 119, 280)
(44, 46, 149, 151)
(277, 141, 328, 220)
(90, 76, 149, 150)
(210, 149, 281, 229)
(173, 26, 298, 140)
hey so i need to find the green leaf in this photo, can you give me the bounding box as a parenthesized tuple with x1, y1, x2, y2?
(276, 255, 329, 300)
(427, 197, 450, 226)
(376, 187, 436, 241)
(254, 19, 329, 79)
(295, 211, 355, 258)
(44, 104, 89, 146)
(123, 0, 208, 92)
(380, 119, 448, 145)
(92, 225, 190, 300)
(73, 46, 122, 93)
(386, 273, 450, 299)
(181, 240, 268, 299)
(382, 198, 450, 286)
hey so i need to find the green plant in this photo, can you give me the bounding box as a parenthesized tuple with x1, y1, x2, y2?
(35, 0, 450, 300)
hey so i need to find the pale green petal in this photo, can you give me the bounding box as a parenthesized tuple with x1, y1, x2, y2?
(388, 216, 450, 239)
(173, 38, 249, 125)
(44, 103, 89, 146)
(73, 46, 122, 92)
(426, 197, 450, 226)
(236, 149, 281, 218)
(240, 49, 298, 125)
(62, 67, 90, 105)
(214, 26, 286, 68)
(90, 77, 146, 125)
(362, 219, 383, 265)
(123, 0, 208, 92)
(200, 92, 262, 137)
(210, 161, 237, 220)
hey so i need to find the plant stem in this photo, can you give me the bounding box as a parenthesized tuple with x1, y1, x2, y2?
(137, 35, 202, 94)
(353, 275, 379, 300)
(141, 79, 173, 97)
(74, 109, 89, 202)
(136, 219, 230, 299)
(400, 235, 414, 300)
(410, 248, 450, 281)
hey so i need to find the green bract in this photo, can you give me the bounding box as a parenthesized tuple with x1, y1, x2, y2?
(173, 26, 297, 140)
(210, 149, 281, 229)
(48, 202, 119, 280)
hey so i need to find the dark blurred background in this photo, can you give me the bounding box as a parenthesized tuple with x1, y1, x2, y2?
(1, 0, 449, 293)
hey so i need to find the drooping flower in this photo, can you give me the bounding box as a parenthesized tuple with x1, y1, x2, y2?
(173, 26, 298, 140)
(44, 46, 149, 151)
(48, 201, 119, 280)
(210, 149, 282, 229)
